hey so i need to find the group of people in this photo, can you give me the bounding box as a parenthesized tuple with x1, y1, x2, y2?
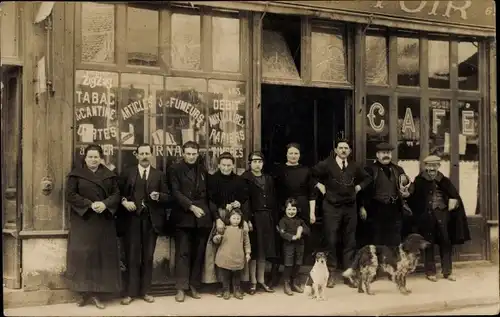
(65, 139, 470, 309)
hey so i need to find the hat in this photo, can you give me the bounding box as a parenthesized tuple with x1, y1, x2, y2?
(375, 142, 395, 152)
(423, 155, 441, 164)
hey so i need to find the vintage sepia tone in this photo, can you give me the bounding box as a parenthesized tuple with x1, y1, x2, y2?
(1, 0, 498, 316)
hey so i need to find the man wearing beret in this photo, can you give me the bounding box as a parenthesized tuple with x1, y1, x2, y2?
(359, 142, 412, 249)
(407, 155, 470, 282)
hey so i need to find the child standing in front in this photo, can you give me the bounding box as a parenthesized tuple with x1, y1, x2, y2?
(213, 209, 251, 300)
(277, 198, 310, 296)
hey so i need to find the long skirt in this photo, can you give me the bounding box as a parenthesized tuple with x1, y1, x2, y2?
(251, 209, 278, 261)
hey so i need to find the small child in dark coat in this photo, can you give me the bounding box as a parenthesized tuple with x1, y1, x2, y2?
(277, 198, 310, 296)
(213, 209, 251, 300)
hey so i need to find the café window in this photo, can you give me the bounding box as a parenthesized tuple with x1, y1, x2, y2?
(126, 6, 159, 67)
(81, 2, 115, 63)
(428, 40, 450, 89)
(397, 97, 420, 180)
(458, 101, 479, 215)
(428, 99, 451, 177)
(397, 37, 420, 87)
(365, 34, 388, 85)
(212, 14, 241, 73)
(171, 11, 201, 70)
(311, 24, 348, 83)
(365, 95, 390, 161)
(458, 41, 479, 91)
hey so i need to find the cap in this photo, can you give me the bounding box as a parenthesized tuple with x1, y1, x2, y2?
(375, 142, 395, 151)
(423, 155, 441, 164)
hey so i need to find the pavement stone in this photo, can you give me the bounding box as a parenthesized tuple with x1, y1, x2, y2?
(4, 266, 499, 316)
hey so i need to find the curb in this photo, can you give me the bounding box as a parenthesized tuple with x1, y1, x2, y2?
(355, 296, 500, 316)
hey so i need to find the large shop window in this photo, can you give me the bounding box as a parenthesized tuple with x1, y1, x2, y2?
(311, 25, 348, 83)
(428, 99, 451, 177)
(458, 41, 479, 91)
(458, 101, 479, 215)
(365, 95, 390, 162)
(81, 2, 115, 63)
(171, 12, 201, 70)
(365, 35, 388, 85)
(397, 97, 420, 180)
(126, 6, 159, 67)
(428, 40, 450, 89)
(397, 37, 420, 87)
(74, 72, 247, 175)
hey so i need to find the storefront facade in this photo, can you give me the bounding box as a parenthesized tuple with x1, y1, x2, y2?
(2, 0, 497, 306)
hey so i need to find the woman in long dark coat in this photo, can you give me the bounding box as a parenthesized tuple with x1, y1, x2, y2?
(270, 143, 318, 287)
(65, 144, 122, 309)
(242, 151, 277, 295)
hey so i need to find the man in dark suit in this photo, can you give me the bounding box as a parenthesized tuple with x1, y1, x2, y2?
(118, 144, 170, 305)
(168, 141, 224, 302)
(311, 139, 372, 288)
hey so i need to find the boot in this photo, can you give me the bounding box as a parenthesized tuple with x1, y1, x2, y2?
(189, 285, 201, 299)
(222, 289, 231, 300)
(247, 283, 256, 295)
(233, 286, 244, 300)
(90, 296, 105, 309)
(291, 281, 304, 293)
(327, 274, 335, 288)
(284, 281, 293, 296)
(76, 293, 89, 307)
(175, 290, 185, 302)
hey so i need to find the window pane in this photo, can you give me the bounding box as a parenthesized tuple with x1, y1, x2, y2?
(429, 100, 451, 177)
(397, 98, 421, 181)
(127, 6, 159, 66)
(81, 3, 115, 63)
(74, 70, 119, 149)
(311, 26, 347, 82)
(458, 101, 479, 215)
(207, 80, 246, 175)
(458, 41, 479, 91)
(366, 95, 390, 161)
(212, 16, 240, 72)
(262, 30, 301, 80)
(365, 35, 388, 85)
(428, 40, 450, 89)
(171, 13, 201, 70)
(119, 73, 163, 171)
(0, 2, 18, 58)
(397, 37, 420, 86)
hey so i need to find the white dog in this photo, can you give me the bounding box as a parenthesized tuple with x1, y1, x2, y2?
(304, 252, 329, 300)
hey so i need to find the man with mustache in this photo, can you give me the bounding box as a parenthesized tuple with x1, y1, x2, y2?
(312, 139, 372, 288)
(359, 142, 412, 250)
(407, 155, 470, 282)
(118, 144, 171, 305)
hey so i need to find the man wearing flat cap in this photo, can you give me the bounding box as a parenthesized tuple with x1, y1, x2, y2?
(359, 142, 412, 249)
(407, 155, 470, 282)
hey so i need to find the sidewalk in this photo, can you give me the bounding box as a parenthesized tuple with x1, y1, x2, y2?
(4, 266, 499, 316)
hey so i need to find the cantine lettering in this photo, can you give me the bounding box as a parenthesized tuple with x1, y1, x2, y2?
(75, 106, 116, 121)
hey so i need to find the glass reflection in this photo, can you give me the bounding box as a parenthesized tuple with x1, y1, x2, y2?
(127, 6, 159, 66)
(171, 13, 201, 70)
(458, 41, 479, 91)
(397, 37, 420, 86)
(428, 40, 450, 89)
(81, 3, 115, 63)
(311, 26, 347, 82)
(212, 16, 240, 72)
(365, 35, 388, 85)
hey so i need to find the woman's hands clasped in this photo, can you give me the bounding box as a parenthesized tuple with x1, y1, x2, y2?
(91, 201, 107, 213)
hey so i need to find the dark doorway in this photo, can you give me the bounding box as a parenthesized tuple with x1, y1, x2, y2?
(261, 84, 349, 170)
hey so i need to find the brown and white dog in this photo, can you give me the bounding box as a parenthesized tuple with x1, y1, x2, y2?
(342, 234, 431, 295)
(304, 252, 329, 300)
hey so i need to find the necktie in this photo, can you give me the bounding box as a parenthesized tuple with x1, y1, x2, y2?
(142, 169, 148, 197)
(342, 160, 346, 170)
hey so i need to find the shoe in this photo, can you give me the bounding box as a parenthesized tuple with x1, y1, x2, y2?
(234, 287, 244, 300)
(76, 294, 88, 307)
(327, 275, 335, 288)
(283, 281, 293, 296)
(426, 275, 438, 282)
(291, 282, 304, 293)
(223, 290, 231, 300)
(90, 296, 105, 309)
(189, 286, 201, 299)
(216, 287, 224, 297)
(120, 296, 133, 305)
(259, 282, 275, 293)
(175, 290, 185, 302)
(142, 294, 155, 303)
(247, 283, 256, 295)
(443, 274, 456, 281)
(343, 278, 356, 288)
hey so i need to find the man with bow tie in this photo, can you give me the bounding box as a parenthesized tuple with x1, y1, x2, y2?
(117, 144, 170, 305)
(312, 138, 372, 288)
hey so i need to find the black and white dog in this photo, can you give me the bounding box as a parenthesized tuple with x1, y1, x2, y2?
(342, 234, 431, 295)
(304, 252, 329, 300)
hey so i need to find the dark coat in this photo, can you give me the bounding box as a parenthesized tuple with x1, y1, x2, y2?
(65, 165, 122, 293)
(167, 160, 215, 228)
(361, 161, 407, 211)
(207, 171, 249, 220)
(407, 172, 471, 245)
(116, 166, 171, 235)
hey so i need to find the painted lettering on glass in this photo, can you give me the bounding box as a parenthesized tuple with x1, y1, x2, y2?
(367, 102, 385, 132)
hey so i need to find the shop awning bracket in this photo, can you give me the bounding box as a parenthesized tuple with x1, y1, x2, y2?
(362, 14, 374, 35)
